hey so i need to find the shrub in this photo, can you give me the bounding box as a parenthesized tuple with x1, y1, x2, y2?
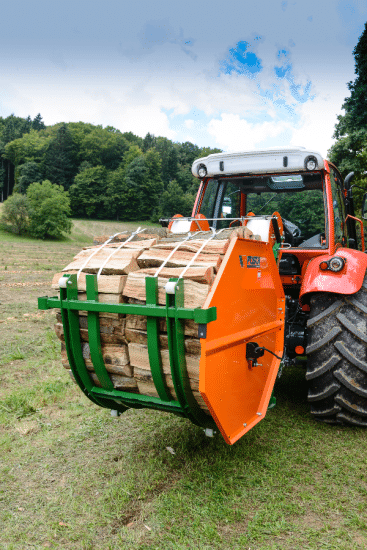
(26, 180, 72, 239)
(0, 193, 30, 234)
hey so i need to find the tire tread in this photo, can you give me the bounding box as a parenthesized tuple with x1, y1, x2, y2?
(306, 274, 367, 427)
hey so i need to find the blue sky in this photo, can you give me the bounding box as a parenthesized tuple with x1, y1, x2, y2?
(1, 0, 366, 157)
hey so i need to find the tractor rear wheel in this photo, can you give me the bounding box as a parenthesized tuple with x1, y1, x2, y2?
(306, 275, 367, 426)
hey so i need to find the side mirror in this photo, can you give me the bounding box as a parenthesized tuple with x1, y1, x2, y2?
(362, 193, 367, 220)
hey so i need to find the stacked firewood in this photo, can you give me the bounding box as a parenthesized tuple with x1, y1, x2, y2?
(52, 226, 260, 413)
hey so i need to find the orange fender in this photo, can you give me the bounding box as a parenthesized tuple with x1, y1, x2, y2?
(300, 248, 367, 302)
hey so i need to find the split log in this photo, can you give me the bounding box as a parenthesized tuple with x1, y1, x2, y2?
(125, 328, 201, 355)
(77, 292, 124, 304)
(136, 248, 221, 271)
(137, 266, 214, 285)
(86, 238, 158, 251)
(68, 370, 138, 392)
(128, 343, 200, 379)
(134, 369, 208, 412)
(151, 239, 229, 255)
(55, 314, 126, 344)
(61, 341, 132, 377)
(52, 273, 127, 294)
(229, 226, 261, 241)
(125, 313, 198, 337)
(93, 231, 166, 246)
(123, 272, 209, 308)
(63, 248, 141, 274)
(76, 292, 125, 319)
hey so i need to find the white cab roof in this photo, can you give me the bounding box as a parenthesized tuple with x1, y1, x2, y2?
(191, 147, 325, 178)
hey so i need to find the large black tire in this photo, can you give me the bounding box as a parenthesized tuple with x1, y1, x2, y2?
(306, 274, 367, 426)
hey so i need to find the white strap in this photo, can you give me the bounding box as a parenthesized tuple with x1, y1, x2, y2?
(77, 231, 129, 280)
(154, 233, 192, 277)
(96, 227, 146, 279)
(178, 228, 225, 281)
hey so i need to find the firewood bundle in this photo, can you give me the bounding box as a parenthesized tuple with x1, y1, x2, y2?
(52, 226, 260, 413)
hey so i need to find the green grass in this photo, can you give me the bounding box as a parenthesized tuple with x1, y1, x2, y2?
(1, 218, 367, 549)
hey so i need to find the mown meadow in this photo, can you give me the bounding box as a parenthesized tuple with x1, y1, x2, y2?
(1, 217, 367, 550)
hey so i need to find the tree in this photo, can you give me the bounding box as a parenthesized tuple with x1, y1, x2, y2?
(121, 144, 143, 169)
(123, 155, 149, 220)
(44, 123, 78, 189)
(159, 180, 195, 219)
(122, 131, 144, 149)
(176, 164, 197, 193)
(329, 22, 367, 208)
(69, 165, 108, 218)
(142, 149, 164, 218)
(78, 126, 128, 170)
(155, 137, 178, 186)
(32, 113, 46, 131)
(177, 141, 201, 166)
(14, 161, 42, 193)
(143, 132, 156, 151)
(0, 114, 33, 199)
(336, 22, 367, 135)
(0, 193, 30, 234)
(105, 166, 128, 220)
(26, 180, 72, 239)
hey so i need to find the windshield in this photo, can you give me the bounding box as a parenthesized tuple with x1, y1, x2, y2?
(197, 174, 326, 248)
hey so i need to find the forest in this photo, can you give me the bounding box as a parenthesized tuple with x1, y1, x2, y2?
(0, 116, 220, 221)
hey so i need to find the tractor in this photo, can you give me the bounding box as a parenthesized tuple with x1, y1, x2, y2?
(39, 147, 367, 444)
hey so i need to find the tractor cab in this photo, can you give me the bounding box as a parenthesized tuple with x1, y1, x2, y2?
(188, 147, 363, 294)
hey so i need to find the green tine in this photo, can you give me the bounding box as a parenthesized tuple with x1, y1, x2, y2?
(86, 274, 114, 391)
(146, 277, 171, 401)
(63, 274, 127, 413)
(168, 279, 214, 428)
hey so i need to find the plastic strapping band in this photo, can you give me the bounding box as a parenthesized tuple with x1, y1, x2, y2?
(77, 231, 129, 281)
(153, 233, 193, 278)
(96, 227, 146, 280)
(178, 228, 225, 281)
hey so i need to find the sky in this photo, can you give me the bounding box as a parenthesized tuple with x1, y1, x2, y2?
(1, 0, 366, 158)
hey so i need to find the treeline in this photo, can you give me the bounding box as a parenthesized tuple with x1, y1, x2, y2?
(328, 21, 367, 208)
(0, 116, 220, 220)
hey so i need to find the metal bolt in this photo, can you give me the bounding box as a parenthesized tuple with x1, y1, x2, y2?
(67, 280, 72, 285)
(256, 412, 262, 416)
(243, 423, 247, 427)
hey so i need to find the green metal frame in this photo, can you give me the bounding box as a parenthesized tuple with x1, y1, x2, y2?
(38, 274, 216, 428)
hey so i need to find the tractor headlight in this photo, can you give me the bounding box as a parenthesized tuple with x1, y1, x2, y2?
(304, 155, 318, 171)
(197, 163, 207, 178)
(328, 256, 345, 272)
(319, 256, 345, 272)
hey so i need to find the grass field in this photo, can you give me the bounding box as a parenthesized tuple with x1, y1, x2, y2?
(1, 218, 367, 550)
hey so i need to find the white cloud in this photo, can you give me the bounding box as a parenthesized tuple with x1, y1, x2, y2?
(207, 113, 292, 152)
(289, 80, 350, 157)
(184, 119, 194, 129)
